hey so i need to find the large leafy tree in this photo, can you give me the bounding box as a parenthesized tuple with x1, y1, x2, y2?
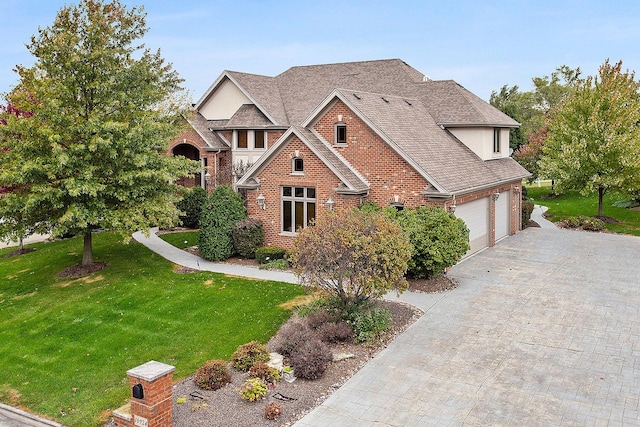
(490, 66, 582, 151)
(539, 60, 640, 217)
(0, 0, 198, 266)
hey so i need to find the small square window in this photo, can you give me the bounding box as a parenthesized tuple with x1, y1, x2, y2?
(293, 158, 303, 172)
(295, 187, 305, 198)
(335, 124, 346, 145)
(306, 188, 315, 199)
(282, 186, 292, 197)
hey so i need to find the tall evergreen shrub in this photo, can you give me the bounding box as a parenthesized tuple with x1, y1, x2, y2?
(177, 186, 207, 229)
(199, 185, 246, 261)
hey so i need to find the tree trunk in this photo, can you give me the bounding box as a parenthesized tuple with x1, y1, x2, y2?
(598, 186, 604, 217)
(82, 231, 93, 265)
(18, 236, 24, 252)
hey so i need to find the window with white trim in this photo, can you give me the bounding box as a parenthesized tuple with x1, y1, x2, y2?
(255, 130, 265, 149)
(292, 157, 304, 173)
(335, 123, 346, 145)
(282, 186, 316, 233)
(493, 128, 501, 153)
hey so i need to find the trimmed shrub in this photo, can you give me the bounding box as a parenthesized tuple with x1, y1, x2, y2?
(231, 341, 270, 371)
(239, 378, 268, 402)
(199, 185, 246, 261)
(316, 321, 353, 343)
(255, 246, 286, 265)
(193, 359, 231, 391)
(232, 218, 264, 258)
(388, 206, 469, 279)
(289, 339, 333, 380)
(580, 216, 605, 231)
(249, 362, 280, 383)
(259, 259, 289, 271)
(353, 306, 391, 344)
(522, 199, 535, 226)
(272, 320, 316, 358)
(306, 310, 339, 330)
(177, 186, 207, 229)
(263, 402, 282, 420)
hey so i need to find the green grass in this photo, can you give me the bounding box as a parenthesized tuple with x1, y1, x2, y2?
(158, 230, 199, 248)
(0, 232, 306, 426)
(525, 185, 640, 236)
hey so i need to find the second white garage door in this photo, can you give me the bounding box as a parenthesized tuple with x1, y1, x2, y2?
(455, 197, 489, 256)
(495, 190, 511, 241)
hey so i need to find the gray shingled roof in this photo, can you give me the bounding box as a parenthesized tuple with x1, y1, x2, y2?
(226, 71, 289, 125)
(226, 104, 273, 128)
(417, 80, 519, 126)
(186, 113, 230, 150)
(334, 89, 528, 193)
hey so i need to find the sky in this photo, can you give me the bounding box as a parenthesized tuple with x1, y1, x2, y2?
(1, 0, 640, 103)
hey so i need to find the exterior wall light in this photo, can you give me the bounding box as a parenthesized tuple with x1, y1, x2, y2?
(492, 192, 500, 201)
(449, 204, 456, 214)
(257, 193, 266, 210)
(325, 197, 335, 211)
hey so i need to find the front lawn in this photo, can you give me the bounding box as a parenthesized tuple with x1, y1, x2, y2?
(525, 186, 640, 236)
(158, 230, 199, 248)
(0, 232, 306, 426)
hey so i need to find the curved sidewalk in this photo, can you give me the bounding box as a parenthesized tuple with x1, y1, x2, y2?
(132, 228, 298, 284)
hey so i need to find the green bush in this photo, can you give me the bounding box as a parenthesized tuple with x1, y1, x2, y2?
(580, 216, 605, 231)
(231, 340, 271, 371)
(193, 359, 231, 391)
(389, 206, 469, 279)
(255, 246, 286, 264)
(232, 218, 264, 258)
(239, 378, 268, 402)
(353, 306, 391, 344)
(199, 185, 246, 261)
(259, 259, 289, 271)
(177, 186, 207, 229)
(522, 199, 535, 226)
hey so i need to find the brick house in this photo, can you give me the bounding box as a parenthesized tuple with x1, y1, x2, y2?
(173, 59, 530, 256)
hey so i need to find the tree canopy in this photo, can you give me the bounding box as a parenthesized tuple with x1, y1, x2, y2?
(490, 65, 582, 151)
(539, 60, 640, 216)
(290, 209, 412, 306)
(0, 0, 198, 265)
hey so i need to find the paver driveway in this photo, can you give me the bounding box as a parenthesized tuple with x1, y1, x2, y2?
(295, 228, 640, 426)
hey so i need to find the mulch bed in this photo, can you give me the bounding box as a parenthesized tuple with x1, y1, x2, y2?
(57, 262, 108, 278)
(3, 248, 36, 258)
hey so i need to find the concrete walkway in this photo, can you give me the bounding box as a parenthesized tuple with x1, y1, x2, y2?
(132, 228, 298, 284)
(531, 204, 556, 229)
(0, 404, 62, 427)
(295, 228, 640, 426)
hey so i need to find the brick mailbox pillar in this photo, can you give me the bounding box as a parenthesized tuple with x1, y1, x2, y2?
(113, 361, 175, 427)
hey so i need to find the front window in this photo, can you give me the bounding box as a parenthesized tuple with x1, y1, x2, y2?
(293, 157, 304, 173)
(335, 123, 346, 145)
(255, 131, 265, 149)
(238, 130, 248, 149)
(282, 186, 316, 233)
(493, 128, 501, 153)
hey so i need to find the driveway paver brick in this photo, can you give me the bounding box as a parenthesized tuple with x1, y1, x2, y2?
(295, 228, 640, 426)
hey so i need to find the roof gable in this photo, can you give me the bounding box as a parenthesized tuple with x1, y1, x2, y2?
(236, 126, 369, 194)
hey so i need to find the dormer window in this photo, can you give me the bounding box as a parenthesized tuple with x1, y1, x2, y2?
(293, 157, 304, 173)
(493, 128, 501, 153)
(335, 123, 347, 145)
(255, 131, 265, 149)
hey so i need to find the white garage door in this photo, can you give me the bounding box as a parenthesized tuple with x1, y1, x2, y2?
(495, 190, 511, 241)
(455, 197, 489, 256)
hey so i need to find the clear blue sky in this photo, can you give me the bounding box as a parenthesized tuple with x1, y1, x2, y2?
(1, 0, 639, 102)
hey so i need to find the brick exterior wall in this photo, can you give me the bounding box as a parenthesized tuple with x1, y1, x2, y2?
(313, 101, 430, 208)
(246, 100, 523, 250)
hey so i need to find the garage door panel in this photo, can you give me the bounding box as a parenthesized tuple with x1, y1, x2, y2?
(455, 197, 489, 256)
(495, 190, 510, 241)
